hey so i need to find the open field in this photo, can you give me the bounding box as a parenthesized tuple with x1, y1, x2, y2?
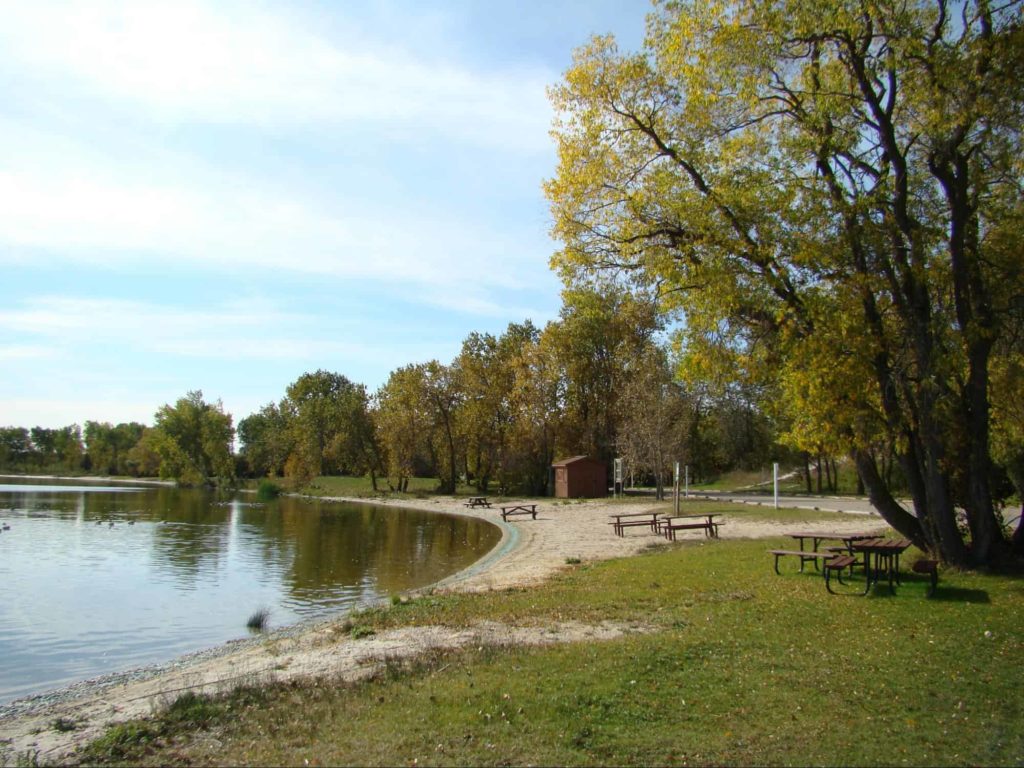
(47, 498, 1023, 768)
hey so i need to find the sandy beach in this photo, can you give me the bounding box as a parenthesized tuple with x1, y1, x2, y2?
(0, 495, 886, 764)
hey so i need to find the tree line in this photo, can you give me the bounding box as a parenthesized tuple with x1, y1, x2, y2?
(0, 392, 234, 487)
(1, 286, 787, 497)
(237, 286, 783, 496)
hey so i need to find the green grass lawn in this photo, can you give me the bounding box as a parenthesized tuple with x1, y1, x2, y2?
(73, 535, 1024, 767)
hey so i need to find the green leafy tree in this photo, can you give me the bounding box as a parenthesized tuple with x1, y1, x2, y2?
(501, 323, 562, 495)
(84, 421, 146, 475)
(237, 402, 292, 478)
(151, 391, 235, 485)
(375, 364, 434, 492)
(52, 425, 85, 472)
(83, 421, 115, 475)
(125, 428, 163, 477)
(546, 0, 1024, 565)
(421, 361, 463, 494)
(455, 323, 542, 492)
(545, 286, 662, 464)
(283, 370, 376, 481)
(29, 427, 58, 466)
(0, 427, 31, 469)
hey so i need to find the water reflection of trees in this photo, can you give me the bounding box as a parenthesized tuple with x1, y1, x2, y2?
(149, 488, 231, 586)
(273, 498, 501, 599)
(3, 481, 502, 621)
(146, 491, 500, 603)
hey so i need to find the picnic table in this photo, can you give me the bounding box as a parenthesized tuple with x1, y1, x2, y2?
(464, 496, 491, 509)
(849, 537, 913, 592)
(608, 511, 662, 536)
(778, 531, 877, 572)
(499, 503, 538, 521)
(787, 531, 876, 554)
(659, 513, 722, 541)
(769, 548, 840, 574)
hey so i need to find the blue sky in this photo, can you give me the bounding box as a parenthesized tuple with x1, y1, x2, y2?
(1, 0, 649, 429)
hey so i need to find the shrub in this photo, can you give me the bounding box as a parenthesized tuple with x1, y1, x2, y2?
(256, 480, 281, 501)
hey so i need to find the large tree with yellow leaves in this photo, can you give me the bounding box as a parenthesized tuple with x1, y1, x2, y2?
(546, 0, 1024, 565)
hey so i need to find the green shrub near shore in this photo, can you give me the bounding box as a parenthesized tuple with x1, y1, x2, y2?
(75, 535, 1023, 766)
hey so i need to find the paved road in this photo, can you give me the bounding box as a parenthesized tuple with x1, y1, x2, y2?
(682, 490, 908, 517)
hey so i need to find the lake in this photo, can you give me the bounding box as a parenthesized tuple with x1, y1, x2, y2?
(0, 478, 502, 705)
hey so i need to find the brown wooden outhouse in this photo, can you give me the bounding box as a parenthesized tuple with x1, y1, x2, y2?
(552, 456, 608, 498)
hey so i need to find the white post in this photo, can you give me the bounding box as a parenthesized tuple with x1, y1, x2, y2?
(684, 465, 689, 498)
(673, 462, 680, 515)
(773, 462, 779, 509)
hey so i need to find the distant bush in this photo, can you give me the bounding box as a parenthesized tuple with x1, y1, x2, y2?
(256, 480, 281, 501)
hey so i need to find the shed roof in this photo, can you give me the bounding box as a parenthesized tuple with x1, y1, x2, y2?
(552, 455, 604, 467)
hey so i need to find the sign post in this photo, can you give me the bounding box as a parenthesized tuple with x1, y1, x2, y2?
(614, 458, 623, 498)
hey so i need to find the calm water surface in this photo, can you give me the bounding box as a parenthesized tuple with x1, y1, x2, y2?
(0, 478, 501, 704)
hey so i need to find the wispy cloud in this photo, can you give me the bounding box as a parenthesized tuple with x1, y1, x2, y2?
(0, 345, 55, 362)
(0, 164, 555, 313)
(0, 1, 553, 152)
(0, 294, 485, 368)
(0, 295, 300, 352)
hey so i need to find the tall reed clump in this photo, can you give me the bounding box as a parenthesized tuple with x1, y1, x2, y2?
(246, 607, 270, 632)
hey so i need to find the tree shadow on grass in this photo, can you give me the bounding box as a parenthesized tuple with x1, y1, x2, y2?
(928, 586, 991, 604)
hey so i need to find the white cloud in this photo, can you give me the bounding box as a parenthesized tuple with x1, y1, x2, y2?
(0, 294, 491, 370)
(0, 0, 553, 152)
(0, 163, 554, 312)
(0, 295, 299, 349)
(0, 345, 55, 362)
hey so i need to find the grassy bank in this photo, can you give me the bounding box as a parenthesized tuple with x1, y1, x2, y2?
(72, 534, 1023, 767)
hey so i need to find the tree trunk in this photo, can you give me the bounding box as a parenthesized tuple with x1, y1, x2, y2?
(853, 448, 924, 547)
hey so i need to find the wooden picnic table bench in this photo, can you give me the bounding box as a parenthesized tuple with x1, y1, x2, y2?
(824, 554, 860, 593)
(769, 549, 839, 574)
(500, 503, 538, 521)
(659, 513, 722, 541)
(608, 511, 661, 536)
(464, 496, 491, 509)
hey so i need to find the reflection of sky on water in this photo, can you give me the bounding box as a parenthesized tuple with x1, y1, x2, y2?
(0, 479, 500, 705)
